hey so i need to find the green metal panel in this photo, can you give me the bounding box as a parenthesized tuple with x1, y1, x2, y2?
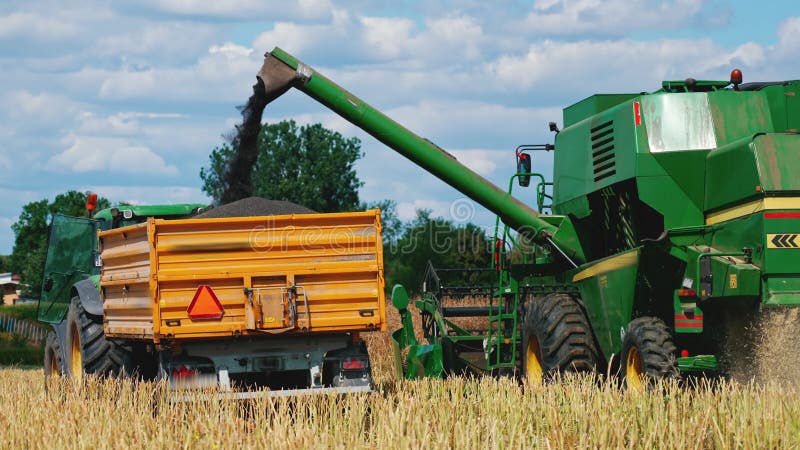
(570, 248, 640, 359)
(705, 136, 761, 212)
(637, 175, 705, 229)
(650, 151, 708, 208)
(763, 214, 800, 306)
(753, 134, 800, 193)
(785, 82, 800, 132)
(553, 97, 639, 213)
(707, 90, 773, 146)
(562, 94, 639, 128)
(38, 214, 100, 323)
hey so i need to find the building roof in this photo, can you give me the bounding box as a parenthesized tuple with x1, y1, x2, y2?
(0, 272, 19, 285)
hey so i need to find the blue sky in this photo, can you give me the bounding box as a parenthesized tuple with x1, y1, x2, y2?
(0, 0, 798, 253)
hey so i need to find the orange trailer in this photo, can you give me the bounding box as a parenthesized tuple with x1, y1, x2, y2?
(99, 210, 384, 394)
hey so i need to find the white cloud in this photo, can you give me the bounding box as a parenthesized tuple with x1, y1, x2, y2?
(490, 39, 765, 92)
(0, 11, 79, 40)
(76, 111, 185, 136)
(522, 0, 706, 35)
(209, 43, 253, 58)
(447, 150, 502, 177)
(359, 16, 415, 59)
(6, 90, 82, 124)
(48, 135, 178, 175)
(141, 0, 334, 21)
(775, 17, 800, 57)
(92, 22, 220, 63)
(397, 199, 452, 221)
(95, 43, 260, 101)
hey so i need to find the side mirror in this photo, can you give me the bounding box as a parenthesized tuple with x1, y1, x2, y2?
(517, 153, 531, 187)
(43, 277, 53, 292)
(391, 284, 409, 310)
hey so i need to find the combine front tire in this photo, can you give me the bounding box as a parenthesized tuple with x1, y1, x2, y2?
(65, 296, 130, 379)
(43, 330, 64, 378)
(521, 293, 599, 385)
(621, 316, 678, 390)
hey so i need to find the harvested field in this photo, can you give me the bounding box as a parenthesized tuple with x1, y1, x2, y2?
(2, 368, 800, 448)
(3, 305, 800, 448)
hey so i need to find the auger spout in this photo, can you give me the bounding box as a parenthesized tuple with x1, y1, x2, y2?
(255, 47, 585, 265)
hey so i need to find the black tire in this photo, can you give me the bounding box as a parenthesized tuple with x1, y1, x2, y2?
(65, 296, 130, 378)
(44, 330, 64, 378)
(521, 293, 599, 384)
(621, 316, 678, 390)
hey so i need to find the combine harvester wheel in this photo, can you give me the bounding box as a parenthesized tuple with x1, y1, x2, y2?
(621, 317, 678, 390)
(522, 293, 599, 385)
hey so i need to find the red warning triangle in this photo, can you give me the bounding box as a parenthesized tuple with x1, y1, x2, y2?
(187, 285, 224, 320)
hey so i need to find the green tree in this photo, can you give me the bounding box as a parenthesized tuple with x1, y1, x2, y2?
(384, 210, 492, 295)
(201, 120, 364, 212)
(361, 199, 403, 245)
(9, 191, 110, 298)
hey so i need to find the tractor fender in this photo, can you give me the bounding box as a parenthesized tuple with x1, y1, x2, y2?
(72, 278, 103, 317)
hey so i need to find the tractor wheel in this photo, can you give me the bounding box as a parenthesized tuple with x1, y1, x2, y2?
(65, 296, 130, 380)
(43, 330, 64, 378)
(621, 316, 678, 390)
(521, 293, 599, 385)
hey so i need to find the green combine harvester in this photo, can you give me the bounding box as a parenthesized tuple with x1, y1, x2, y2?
(258, 49, 799, 387)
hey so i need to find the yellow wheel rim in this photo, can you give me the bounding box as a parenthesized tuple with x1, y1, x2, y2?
(626, 345, 644, 391)
(525, 335, 543, 386)
(70, 326, 83, 381)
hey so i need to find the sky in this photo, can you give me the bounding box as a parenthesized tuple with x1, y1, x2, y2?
(0, 0, 799, 253)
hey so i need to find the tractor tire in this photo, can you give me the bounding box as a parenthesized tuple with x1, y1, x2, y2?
(43, 330, 64, 378)
(621, 316, 678, 390)
(65, 296, 130, 379)
(521, 293, 599, 385)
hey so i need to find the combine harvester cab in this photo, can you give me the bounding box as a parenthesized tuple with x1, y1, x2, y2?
(252, 47, 800, 387)
(40, 200, 385, 397)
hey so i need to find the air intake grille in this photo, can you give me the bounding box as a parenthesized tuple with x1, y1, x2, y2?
(591, 120, 615, 182)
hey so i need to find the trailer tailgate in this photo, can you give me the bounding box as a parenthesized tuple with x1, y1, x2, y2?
(100, 210, 385, 341)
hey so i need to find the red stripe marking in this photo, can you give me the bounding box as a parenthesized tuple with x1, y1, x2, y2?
(765, 212, 800, 219)
(674, 315, 704, 321)
(633, 101, 642, 126)
(675, 322, 704, 328)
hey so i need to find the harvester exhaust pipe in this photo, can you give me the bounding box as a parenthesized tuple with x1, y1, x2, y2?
(252, 48, 586, 267)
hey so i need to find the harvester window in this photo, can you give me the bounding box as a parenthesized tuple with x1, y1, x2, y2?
(643, 94, 717, 153)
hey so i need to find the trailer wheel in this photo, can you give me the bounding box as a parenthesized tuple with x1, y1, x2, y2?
(621, 316, 678, 390)
(65, 296, 130, 379)
(522, 293, 599, 385)
(44, 330, 64, 378)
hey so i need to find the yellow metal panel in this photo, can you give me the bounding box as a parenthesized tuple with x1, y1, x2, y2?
(572, 250, 639, 282)
(100, 223, 155, 339)
(99, 210, 386, 341)
(705, 197, 800, 225)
